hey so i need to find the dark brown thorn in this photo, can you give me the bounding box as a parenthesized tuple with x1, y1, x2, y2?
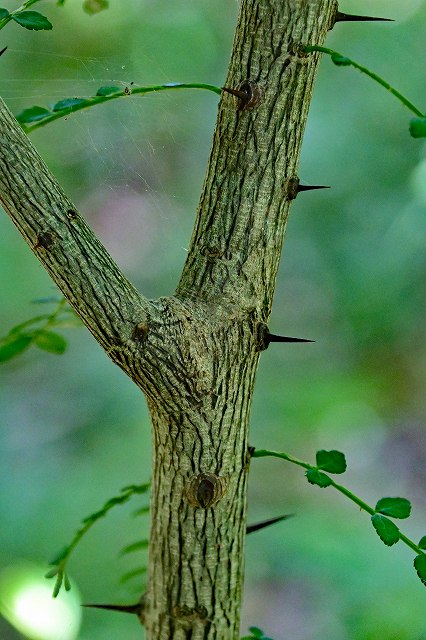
(247, 514, 294, 534)
(0, 46, 7, 57)
(266, 333, 314, 344)
(82, 602, 141, 615)
(335, 11, 394, 23)
(298, 184, 330, 192)
(221, 86, 249, 100)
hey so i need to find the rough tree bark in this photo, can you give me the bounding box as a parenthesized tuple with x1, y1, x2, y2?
(0, 1, 338, 638)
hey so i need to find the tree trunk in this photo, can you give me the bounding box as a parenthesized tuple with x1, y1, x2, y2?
(0, 0, 337, 638)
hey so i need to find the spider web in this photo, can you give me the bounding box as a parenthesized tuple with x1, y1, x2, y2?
(2, 44, 219, 296)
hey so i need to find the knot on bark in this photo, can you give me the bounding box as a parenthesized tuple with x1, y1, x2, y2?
(186, 472, 227, 509)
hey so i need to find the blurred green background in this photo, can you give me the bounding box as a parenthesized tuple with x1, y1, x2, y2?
(0, 1, 425, 638)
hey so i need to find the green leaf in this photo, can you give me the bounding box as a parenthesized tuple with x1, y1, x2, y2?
(64, 573, 71, 591)
(16, 106, 51, 124)
(306, 468, 332, 488)
(12, 11, 53, 31)
(0, 334, 33, 362)
(44, 567, 59, 579)
(96, 85, 121, 97)
(414, 554, 426, 586)
(34, 330, 67, 354)
(133, 505, 150, 516)
(331, 53, 351, 66)
(375, 497, 411, 519)
(52, 572, 63, 598)
(371, 514, 400, 546)
(121, 539, 149, 555)
(52, 98, 88, 112)
(0, 8, 9, 19)
(83, 0, 109, 15)
(418, 536, 426, 550)
(248, 628, 264, 638)
(120, 567, 147, 584)
(315, 450, 347, 474)
(409, 117, 426, 138)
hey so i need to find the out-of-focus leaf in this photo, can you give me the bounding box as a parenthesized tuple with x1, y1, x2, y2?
(83, 0, 109, 15)
(0, 334, 32, 362)
(34, 330, 67, 354)
(409, 117, 426, 138)
(12, 11, 53, 31)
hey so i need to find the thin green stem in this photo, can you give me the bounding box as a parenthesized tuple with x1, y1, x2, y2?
(253, 448, 422, 555)
(304, 45, 425, 118)
(22, 82, 223, 133)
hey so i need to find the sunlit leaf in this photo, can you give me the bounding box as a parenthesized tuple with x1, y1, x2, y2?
(371, 514, 400, 546)
(375, 497, 411, 519)
(12, 11, 53, 31)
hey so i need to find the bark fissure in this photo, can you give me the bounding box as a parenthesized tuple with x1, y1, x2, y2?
(0, 1, 337, 638)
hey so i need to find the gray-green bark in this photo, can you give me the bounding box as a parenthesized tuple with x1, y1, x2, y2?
(0, 1, 337, 638)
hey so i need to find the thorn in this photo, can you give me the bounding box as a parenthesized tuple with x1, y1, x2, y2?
(82, 602, 142, 615)
(221, 86, 249, 100)
(266, 333, 314, 344)
(247, 514, 294, 534)
(335, 11, 394, 23)
(0, 46, 7, 57)
(297, 184, 330, 192)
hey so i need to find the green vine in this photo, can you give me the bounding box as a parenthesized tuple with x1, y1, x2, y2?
(252, 448, 426, 585)
(46, 482, 150, 597)
(303, 45, 426, 138)
(16, 82, 222, 133)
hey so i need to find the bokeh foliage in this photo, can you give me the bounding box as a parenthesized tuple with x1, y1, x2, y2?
(0, 1, 425, 638)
